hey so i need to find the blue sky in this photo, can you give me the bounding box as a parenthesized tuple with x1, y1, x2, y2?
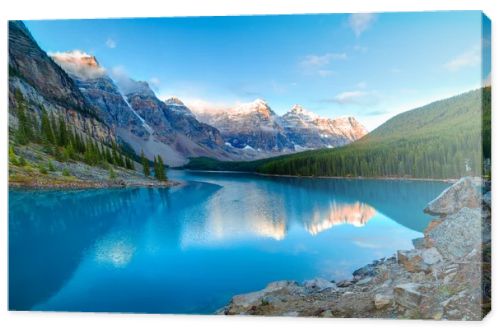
(25, 11, 490, 130)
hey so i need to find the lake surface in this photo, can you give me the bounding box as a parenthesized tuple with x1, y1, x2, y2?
(9, 170, 448, 314)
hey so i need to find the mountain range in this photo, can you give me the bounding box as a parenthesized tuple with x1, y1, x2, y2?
(9, 20, 367, 168)
(191, 100, 367, 154)
(186, 87, 490, 179)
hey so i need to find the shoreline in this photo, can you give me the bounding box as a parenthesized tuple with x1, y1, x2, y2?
(182, 168, 458, 183)
(219, 177, 491, 320)
(8, 179, 182, 190)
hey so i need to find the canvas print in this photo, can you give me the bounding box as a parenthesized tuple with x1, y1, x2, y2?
(8, 12, 491, 320)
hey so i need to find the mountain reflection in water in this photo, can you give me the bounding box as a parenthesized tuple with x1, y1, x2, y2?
(307, 202, 377, 235)
(9, 170, 448, 314)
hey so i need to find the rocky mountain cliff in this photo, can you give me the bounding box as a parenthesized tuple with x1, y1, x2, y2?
(281, 105, 368, 149)
(51, 51, 238, 166)
(8, 21, 114, 143)
(194, 99, 292, 153)
(10, 21, 368, 166)
(51, 51, 149, 140)
(191, 100, 367, 154)
(123, 80, 238, 166)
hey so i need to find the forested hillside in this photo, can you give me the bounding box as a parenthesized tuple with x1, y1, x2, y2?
(185, 87, 490, 179)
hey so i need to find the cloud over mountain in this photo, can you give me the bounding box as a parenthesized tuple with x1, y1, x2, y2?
(50, 50, 106, 80)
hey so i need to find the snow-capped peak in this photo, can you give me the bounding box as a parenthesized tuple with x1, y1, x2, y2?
(235, 98, 274, 117)
(286, 104, 319, 121)
(165, 96, 185, 106)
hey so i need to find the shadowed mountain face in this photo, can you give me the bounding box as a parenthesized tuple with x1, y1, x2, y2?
(8, 21, 114, 143)
(51, 51, 149, 140)
(13, 21, 368, 165)
(9, 22, 92, 115)
(124, 83, 238, 165)
(50, 50, 242, 166)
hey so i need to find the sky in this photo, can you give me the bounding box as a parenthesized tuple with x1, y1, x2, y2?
(25, 11, 491, 130)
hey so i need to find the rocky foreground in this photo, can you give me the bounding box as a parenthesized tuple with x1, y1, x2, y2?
(219, 177, 491, 320)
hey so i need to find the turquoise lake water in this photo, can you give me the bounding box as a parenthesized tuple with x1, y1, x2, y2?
(9, 170, 448, 314)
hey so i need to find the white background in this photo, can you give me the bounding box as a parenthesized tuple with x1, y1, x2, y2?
(0, 0, 497, 333)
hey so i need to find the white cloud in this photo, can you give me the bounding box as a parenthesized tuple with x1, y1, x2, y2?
(106, 38, 117, 49)
(317, 69, 335, 77)
(148, 77, 161, 92)
(353, 45, 368, 53)
(444, 46, 480, 72)
(50, 50, 106, 79)
(300, 53, 347, 68)
(109, 66, 154, 96)
(349, 13, 377, 37)
(332, 90, 380, 106)
(300, 53, 346, 76)
(185, 99, 233, 116)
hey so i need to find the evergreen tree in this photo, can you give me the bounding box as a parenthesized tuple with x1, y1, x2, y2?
(50, 113, 59, 144)
(153, 155, 159, 178)
(57, 115, 68, 146)
(125, 157, 134, 170)
(141, 150, 150, 177)
(118, 154, 125, 168)
(14, 91, 34, 144)
(40, 108, 55, 145)
(155, 155, 167, 181)
(106, 147, 113, 164)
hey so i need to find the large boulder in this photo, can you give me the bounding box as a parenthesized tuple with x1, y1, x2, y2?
(424, 177, 481, 216)
(303, 278, 336, 292)
(397, 250, 430, 273)
(394, 283, 424, 309)
(425, 207, 482, 260)
(374, 292, 394, 309)
(229, 280, 300, 310)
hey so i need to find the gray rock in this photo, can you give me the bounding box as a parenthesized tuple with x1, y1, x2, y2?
(231, 290, 268, 308)
(336, 280, 353, 288)
(352, 263, 376, 277)
(397, 250, 430, 273)
(424, 177, 481, 216)
(282, 311, 299, 317)
(356, 277, 373, 285)
(374, 293, 394, 309)
(426, 207, 482, 260)
(394, 283, 424, 309)
(412, 237, 426, 249)
(421, 247, 443, 265)
(303, 278, 336, 291)
(230, 280, 299, 309)
(261, 295, 281, 306)
(266, 280, 299, 291)
(320, 310, 333, 317)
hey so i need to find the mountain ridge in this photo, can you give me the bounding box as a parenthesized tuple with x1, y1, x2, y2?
(190, 100, 367, 153)
(184, 87, 489, 180)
